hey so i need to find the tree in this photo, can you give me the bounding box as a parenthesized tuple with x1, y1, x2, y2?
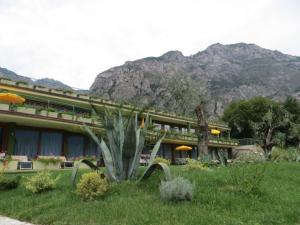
(223, 97, 290, 156)
(252, 105, 289, 155)
(195, 101, 209, 158)
(290, 123, 300, 147)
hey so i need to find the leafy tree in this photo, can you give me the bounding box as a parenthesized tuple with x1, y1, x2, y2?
(290, 123, 300, 147)
(223, 97, 291, 156)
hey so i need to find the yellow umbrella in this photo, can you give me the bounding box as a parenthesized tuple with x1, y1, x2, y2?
(175, 145, 192, 151)
(211, 129, 220, 135)
(0, 93, 25, 104)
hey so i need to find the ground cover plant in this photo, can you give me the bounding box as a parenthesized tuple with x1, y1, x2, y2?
(159, 176, 194, 201)
(76, 172, 108, 200)
(0, 163, 299, 225)
(24, 170, 60, 193)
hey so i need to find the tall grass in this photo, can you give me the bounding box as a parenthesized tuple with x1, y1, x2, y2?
(0, 163, 299, 225)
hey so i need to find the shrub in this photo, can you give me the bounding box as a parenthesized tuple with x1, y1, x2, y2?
(0, 176, 20, 190)
(24, 171, 59, 193)
(225, 164, 266, 196)
(271, 147, 300, 162)
(154, 156, 171, 165)
(36, 157, 63, 165)
(76, 172, 108, 200)
(185, 158, 209, 171)
(159, 177, 194, 201)
(234, 151, 265, 164)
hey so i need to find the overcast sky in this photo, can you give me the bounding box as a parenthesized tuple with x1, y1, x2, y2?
(0, 0, 299, 89)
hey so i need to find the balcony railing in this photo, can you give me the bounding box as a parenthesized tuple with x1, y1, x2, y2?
(146, 129, 239, 146)
(0, 102, 101, 125)
(0, 77, 230, 129)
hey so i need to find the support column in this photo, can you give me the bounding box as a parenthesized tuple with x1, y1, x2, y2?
(61, 132, 68, 157)
(36, 131, 42, 157)
(149, 116, 153, 125)
(187, 123, 191, 133)
(83, 136, 89, 156)
(4, 123, 16, 155)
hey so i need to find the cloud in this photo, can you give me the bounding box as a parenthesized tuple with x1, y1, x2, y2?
(0, 0, 299, 89)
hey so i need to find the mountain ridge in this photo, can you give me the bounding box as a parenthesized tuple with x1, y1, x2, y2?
(90, 42, 300, 117)
(0, 67, 73, 91)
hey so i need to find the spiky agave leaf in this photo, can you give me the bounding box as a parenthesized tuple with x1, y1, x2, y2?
(139, 162, 172, 182)
(148, 133, 166, 165)
(128, 114, 149, 179)
(71, 159, 99, 188)
(122, 113, 137, 179)
(103, 110, 124, 180)
(82, 125, 116, 181)
(138, 133, 166, 181)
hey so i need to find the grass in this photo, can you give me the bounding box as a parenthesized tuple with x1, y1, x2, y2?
(0, 163, 299, 225)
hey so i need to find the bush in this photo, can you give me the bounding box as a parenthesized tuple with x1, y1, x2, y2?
(76, 172, 108, 200)
(185, 158, 209, 171)
(225, 164, 266, 196)
(24, 171, 59, 193)
(271, 147, 300, 162)
(159, 177, 194, 201)
(36, 157, 63, 165)
(234, 151, 265, 164)
(154, 156, 171, 165)
(0, 176, 20, 190)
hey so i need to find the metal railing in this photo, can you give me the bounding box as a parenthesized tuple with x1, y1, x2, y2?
(238, 138, 256, 146)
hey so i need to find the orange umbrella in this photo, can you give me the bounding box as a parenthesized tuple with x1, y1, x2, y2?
(175, 145, 192, 151)
(0, 93, 25, 104)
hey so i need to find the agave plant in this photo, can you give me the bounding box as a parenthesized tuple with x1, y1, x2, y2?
(71, 109, 171, 186)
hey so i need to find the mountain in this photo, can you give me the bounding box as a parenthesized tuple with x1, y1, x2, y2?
(0, 67, 73, 90)
(90, 43, 300, 117)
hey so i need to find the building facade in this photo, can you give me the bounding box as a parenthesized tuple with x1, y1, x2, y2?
(0, 77, 238, 167)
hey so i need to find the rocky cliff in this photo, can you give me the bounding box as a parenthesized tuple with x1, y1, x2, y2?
(90, 43, 300, 117)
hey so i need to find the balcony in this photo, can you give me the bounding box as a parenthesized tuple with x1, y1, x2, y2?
(0, 102, 102, 128)
(146, 129, 239, 147)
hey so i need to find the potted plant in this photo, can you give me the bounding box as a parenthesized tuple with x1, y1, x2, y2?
(47, 108, 58, 118)
(0, 103, 10, 111)
(0, 78, 16, 85)
(78, 94, 90, 100)
(34, 85, 49, 92)
(50, 88, 64, 95)
(90, 96, 101, 102)
(64, 90, 77, 98)
(76, 115, 92, 123)
(16, 81, 32, 89)
(59, 112, 73, 120)
(39, 107, 58, 118)
(34, 156, 63, 170)
(16, 105, 36, 114)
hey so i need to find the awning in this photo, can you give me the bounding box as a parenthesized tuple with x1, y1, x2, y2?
(175, 145, 192, 151)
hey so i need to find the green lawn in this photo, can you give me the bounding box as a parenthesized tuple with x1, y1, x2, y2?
(0, 163, 299, 225)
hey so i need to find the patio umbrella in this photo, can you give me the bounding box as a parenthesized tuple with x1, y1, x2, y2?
(211, 129, 220, 135)
(175, 145, 192, 151)
(0, 93, 25, 104)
